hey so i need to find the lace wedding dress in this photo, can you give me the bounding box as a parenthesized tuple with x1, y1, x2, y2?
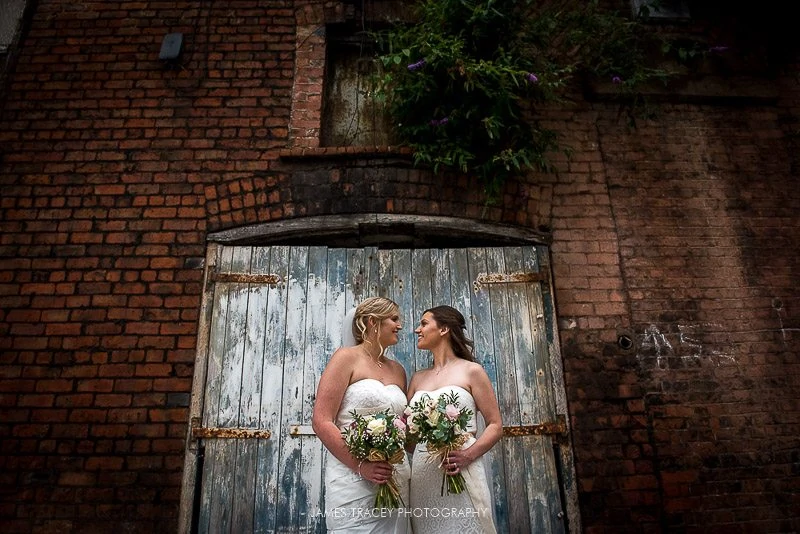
(409, 385, 497, 534)
(324, 378, 411, 533)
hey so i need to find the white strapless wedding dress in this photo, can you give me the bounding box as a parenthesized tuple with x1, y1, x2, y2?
(324, 378, 411, 533)
(409, 385, 497, 534)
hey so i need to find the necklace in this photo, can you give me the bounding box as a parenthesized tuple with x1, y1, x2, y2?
(362, 346, 383, 368)
(434, 361, 449, 375)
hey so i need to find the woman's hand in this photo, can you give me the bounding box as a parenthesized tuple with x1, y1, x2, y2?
(358, 460, 395, 484)
(444, 448, 476, 475)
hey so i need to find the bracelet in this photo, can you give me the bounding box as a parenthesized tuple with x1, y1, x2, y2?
(357, 460, 364, 478)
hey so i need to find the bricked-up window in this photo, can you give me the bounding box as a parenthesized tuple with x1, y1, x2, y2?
(631, 0, 690, 20)
(0, 0, 28, 54)
(320, 25, 393, 147)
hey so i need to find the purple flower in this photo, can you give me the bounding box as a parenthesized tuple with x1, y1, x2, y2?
(407, 59, 426, 71)
(611, 75, 622, 84)
(708, 46, 729, 53)
(429, 117, 449, 127)
(526, 73, 539, 84)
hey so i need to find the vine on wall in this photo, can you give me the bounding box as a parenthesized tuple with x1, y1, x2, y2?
(374, 0, 675, 199)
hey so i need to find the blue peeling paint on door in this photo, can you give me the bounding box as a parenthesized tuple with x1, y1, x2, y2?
(184, 245, 575, 533)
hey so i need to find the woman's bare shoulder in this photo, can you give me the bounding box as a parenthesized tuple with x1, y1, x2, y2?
(323, 345, 360, 373)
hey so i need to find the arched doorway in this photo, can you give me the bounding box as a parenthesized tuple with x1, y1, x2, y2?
(179, 215, 579, 533)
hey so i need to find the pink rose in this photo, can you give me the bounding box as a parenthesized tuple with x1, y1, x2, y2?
(445, 404, 460, 421)
(393, 418, 407, 431)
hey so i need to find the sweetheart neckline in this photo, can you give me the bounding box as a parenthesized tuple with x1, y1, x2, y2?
(348, 377, 404, 391)
(412, 384, 472, 397)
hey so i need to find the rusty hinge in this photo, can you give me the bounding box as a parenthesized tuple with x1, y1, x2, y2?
(191, 417, 272, 440)
(473, 271, 543, 292)
(503, 415, 567, 437)
(211, 272, 282, 285)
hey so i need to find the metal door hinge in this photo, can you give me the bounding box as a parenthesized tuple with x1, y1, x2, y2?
(502, 415, 567, 437)
(191, 417, 272, 440)
(211, 272, 282, 285)
(474, 271, 543, 292)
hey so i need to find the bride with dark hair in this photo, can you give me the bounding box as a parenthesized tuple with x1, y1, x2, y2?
(407, 305, 502, 534)
(311, 297, 411, 533)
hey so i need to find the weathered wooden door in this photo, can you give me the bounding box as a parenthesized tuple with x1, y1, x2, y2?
(179, 244, 578, 533)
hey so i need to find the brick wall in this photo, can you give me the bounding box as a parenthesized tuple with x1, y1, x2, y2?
(543, 94, 800, 532)
(1, 1, 798, 533)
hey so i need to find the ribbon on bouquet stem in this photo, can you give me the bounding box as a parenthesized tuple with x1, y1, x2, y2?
(367, 448, 406, 508)
(424, 434, 470, 495)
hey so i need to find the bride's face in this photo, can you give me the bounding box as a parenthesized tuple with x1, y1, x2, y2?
(414, 312, 443, 350)
(377, 310, 402, 346)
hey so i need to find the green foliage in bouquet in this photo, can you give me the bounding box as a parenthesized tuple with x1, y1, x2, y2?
(406, 391, 474, 495)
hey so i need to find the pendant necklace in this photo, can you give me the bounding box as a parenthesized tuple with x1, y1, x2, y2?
(363, 346, 383, 368)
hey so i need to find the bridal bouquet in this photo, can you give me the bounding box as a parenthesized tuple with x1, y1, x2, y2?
(405, 391, 474, 495)
(341, 408, 407, 509)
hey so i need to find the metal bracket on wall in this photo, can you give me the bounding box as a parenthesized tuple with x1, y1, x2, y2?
(502, 414, 567, 437)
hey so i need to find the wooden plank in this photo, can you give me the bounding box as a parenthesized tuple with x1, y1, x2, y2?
(346, 247, 368, 306)
(502, 246, 547, 533)
(522, 247, 566, 534)
(522, 434, 562, 534)
(299, 246, 329, 530)
(430, 248, 452, 308)
(389, 249, 415, 376)
(196, 246, 235, 534)
(217, 246, 253, 427)
(447, 248, 473, 337)
(410, 249, 434, 371)
(230, 247, 271, 534)
(254, 246, 290, 534)
(503, 247, 539, 423)
(208, 246, 252, 534)
(324, 248, 349, 355)
(275, 246, 309, 531)
(533, 245, 578, 531)
(317, 248, 348, 528)
(522, 247, 554, 419)
(466, 248, 498, 383)
(202, 244, 235, 427)
(364, 246, 380, 299)
(375, 248, 393, 300)
(178, 243, 219, 534)
(484, 247, 529, 533)
(465, 247, 508, 532)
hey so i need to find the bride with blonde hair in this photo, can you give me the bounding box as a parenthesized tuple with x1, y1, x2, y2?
(312, 297, 411, 533)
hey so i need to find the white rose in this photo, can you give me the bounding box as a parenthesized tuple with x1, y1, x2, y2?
(366, 418, 387, 434)
(427, 410, 440, 425)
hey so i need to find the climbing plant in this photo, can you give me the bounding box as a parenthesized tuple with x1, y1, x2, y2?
(374, 0, 675, 200)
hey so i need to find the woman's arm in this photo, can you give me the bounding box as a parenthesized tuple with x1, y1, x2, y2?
(448, 364, 503, 467)
(311, 348, 394, 483)
(311, 348, 359, 471)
